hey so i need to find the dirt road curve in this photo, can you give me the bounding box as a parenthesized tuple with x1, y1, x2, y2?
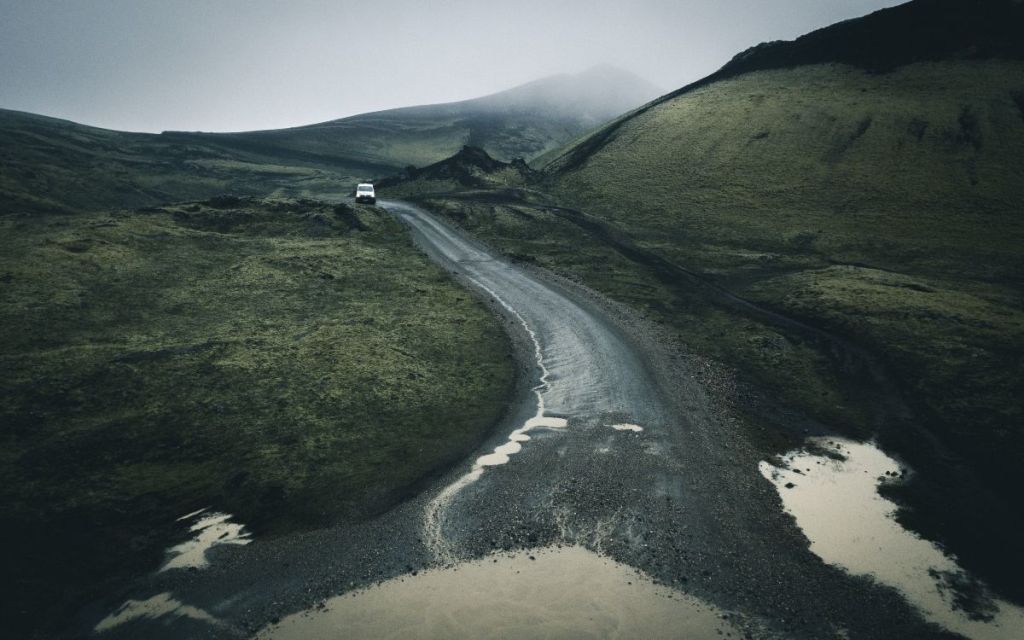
(86, 201, 948, 639)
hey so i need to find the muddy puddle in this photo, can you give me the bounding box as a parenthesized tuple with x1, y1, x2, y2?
(257, 546, 740, 639)
(610, 423, 644, 432)
(93, 509, 250, 633)
(161, 509, 250, 571)
(93, 592, 221, 634)
(760, 437, 1024, 640)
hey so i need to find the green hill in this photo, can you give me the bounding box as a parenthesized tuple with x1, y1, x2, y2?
(0, 109, 368, 214)
(394, 0, 1024, 602)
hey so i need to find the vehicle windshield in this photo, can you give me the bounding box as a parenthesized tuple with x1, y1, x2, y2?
(357, 185, 373, 192)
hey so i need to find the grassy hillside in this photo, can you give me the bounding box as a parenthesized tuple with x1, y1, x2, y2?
(549, 59, 1023, 282)
(385, 0, 1024, 604)
(0, 198, 514, 637)
(542, 57, 1024, 451)
(0, 109, 370, 214)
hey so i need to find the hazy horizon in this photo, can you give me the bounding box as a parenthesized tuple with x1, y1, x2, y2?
(1, 0, 904, 133)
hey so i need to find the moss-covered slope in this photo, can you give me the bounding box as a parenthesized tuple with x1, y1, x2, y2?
(0, 198, 514, 636)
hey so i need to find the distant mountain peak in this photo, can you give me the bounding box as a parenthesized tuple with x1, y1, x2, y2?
(576, 63, 657, 83)
(285, 65, 664, 166)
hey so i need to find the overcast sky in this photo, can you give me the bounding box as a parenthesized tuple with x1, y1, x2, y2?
(0, 0, 904, 133)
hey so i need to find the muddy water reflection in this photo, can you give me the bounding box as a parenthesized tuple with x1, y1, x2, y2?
(257, 546, 738, 640)
(161, 510, 250, 572)
(760, 438, 1024, 640)
(94, 592, 220, 633)
(610, 423, 644, 432)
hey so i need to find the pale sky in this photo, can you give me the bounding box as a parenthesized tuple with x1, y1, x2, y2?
(0, 0, 905, 133)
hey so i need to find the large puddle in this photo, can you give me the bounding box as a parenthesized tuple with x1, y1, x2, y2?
(256, 546, 741, 639)
(760, 438, 1024, 640)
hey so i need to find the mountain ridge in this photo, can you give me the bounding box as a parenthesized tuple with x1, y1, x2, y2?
(543, 0, 1024, 175)
(297, 65, 661, 129)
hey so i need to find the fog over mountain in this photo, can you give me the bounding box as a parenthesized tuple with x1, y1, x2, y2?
(0, 0, 903, 132)
(464, 65, 662, 123)
(210, 64, 664, 165)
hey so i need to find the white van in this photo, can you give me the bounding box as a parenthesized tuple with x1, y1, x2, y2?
(355, 183, 376, 204)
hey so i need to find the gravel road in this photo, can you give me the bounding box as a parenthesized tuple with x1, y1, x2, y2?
(84, 201, 953, 640)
